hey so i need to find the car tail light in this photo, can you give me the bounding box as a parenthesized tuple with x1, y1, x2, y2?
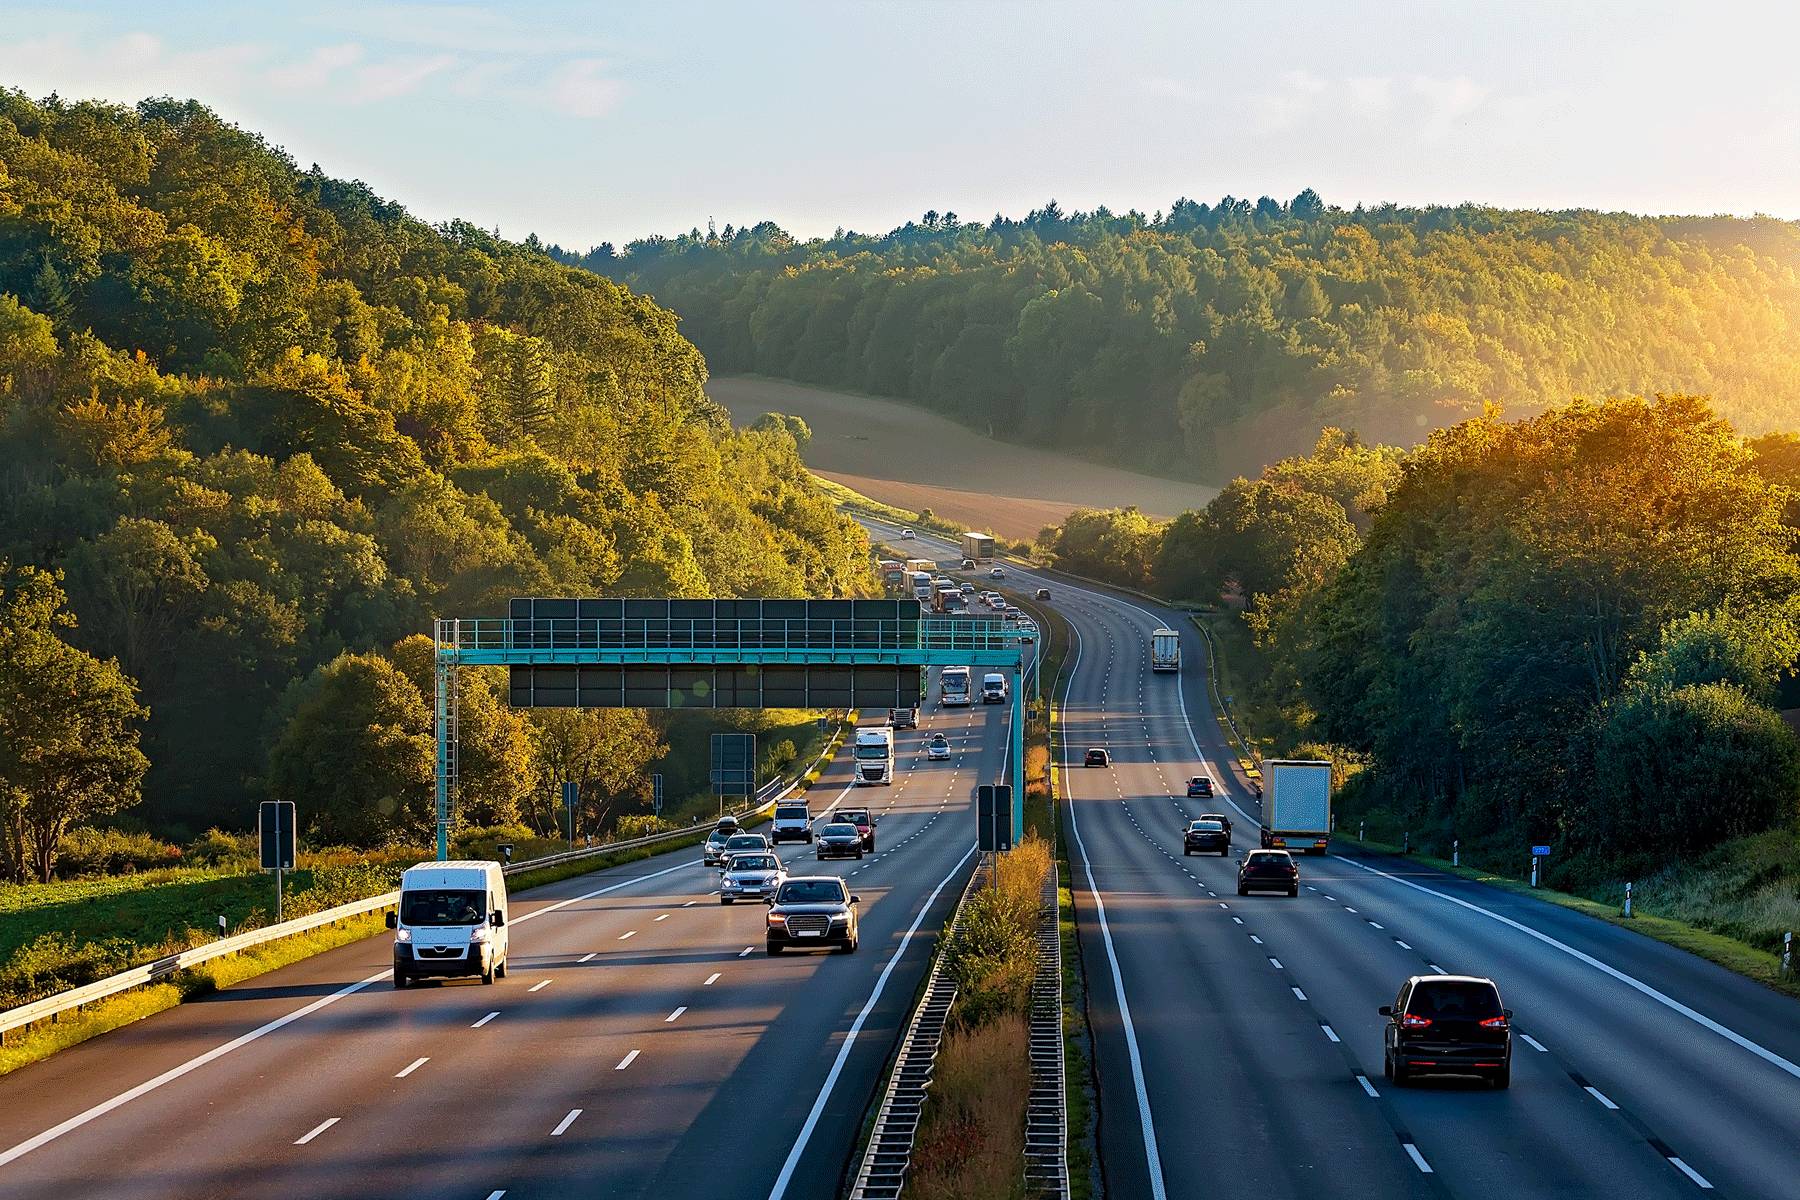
(1479, 1015, 1509, 1029)
(1401, 1013, 1432, 1029)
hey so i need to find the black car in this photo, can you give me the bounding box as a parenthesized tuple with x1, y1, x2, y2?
(1084, 748, 1111, 767)
(816, 822, 865, 860)
(1183, 818, 1230, 856)
(1381, 975, 1513, 1088)
(1237, 849, 1299, 896)
(1186, 776, 1214, 799)
(766, 876, 860, 954)
(1199, 811, 1232, 835)
(837, 807, 877, 851)
(1035, 588, 1051, 600)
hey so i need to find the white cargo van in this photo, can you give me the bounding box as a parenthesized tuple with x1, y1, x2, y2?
(389, 860, 510, 987)
(982, 672, 1008, 703)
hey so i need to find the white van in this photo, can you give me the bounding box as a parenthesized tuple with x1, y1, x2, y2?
(389, 860, 510, 987)
(771, 801, 814, 844)
(982, 672, 1008, 703)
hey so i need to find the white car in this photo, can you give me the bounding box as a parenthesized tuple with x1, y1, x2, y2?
(719, 852, 787, 904)
(900, 528, 915, 539)
(1017, 621, 1037, 642)
(989, 566, 1005, 578)
(927, 733, 951, 760)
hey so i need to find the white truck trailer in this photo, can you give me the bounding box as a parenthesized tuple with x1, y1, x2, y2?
(1150, 627, 1181, 672)
(960, 532, 995, 563)
(853, 725, 895, 785)
(1260, 759, 1332, 854)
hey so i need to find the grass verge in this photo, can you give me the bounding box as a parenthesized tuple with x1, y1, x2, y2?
(1333, 834, 1800, 1000)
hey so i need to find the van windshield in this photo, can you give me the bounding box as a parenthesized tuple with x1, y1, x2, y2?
(776, 806, 808, 820)
(401, 888, 485, 927)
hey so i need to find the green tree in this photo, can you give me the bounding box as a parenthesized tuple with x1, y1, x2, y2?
(528, 708, 668, 836)
(267, 652, 434, 847)
(0, 566, 149, 882)
(389, 636, 537, 829)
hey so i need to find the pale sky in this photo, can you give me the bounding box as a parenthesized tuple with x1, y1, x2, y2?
(4, 1, 1798, 249)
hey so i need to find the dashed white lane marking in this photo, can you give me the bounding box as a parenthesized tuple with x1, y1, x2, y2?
(550, 1109, 582, 1136)
(615, 1050, 640, 1070)
(1268, 958, 1283, 969)
(1585, 1085, 1619, 1110)
(1402, 1143, 1434, 1174)
(293, 1117, 339, 1145)
(529, 980, 551, 993)
(472, 1011, 500, 1028)
(1429, 963, 1446, 973)
(394, 1057, 429, 1078)
(1668, 1158, 1714, 1189)
(683, 900, 696, 907)
(704, 972, 721, 986)
(618, 930, 637, 941)
(1291, 987, 1307, 1001)
(578, 952, 596, 963)
(655, 914, 669, 922)
(1249, 935, 1264, 945)
(666, 1006, 687, 1023)
(1395, 940, 1413, 950)
(485, 1191, 507, 1200)
(1368, 921, 1384, 930)
(1521, 1033, 1549, 1052)
(1343, 906, 1358, 914)
(1321, 1025, 1340, 1043)
(1356, 1074, 1380, 1098)
(1231, 917, 1244, 925)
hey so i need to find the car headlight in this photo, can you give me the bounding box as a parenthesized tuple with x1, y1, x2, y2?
(767, 912, 786, 926)
(394, 928, 411, 942)
(469, 926, 489, 943)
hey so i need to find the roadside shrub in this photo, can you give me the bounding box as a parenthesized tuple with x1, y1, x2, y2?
(185, 828, 255, 867)
(54, 828, 182, 878)
(615, 814, 679, 840)
(943, 837, 1051, 1027)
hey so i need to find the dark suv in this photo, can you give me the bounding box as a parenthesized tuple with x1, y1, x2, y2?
(1237, 849, 1299, 896)
(766, 876, 859, 954)
(1183, 818, 1230, 856)
(1186, 776, 1214, 799)
(1380, 975, 1513, 1088)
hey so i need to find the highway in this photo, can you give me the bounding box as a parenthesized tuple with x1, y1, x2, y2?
(0, 682, 1006, 1200)
(867, 518, 1800, 1200)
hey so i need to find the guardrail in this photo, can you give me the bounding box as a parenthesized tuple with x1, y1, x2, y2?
(1023, 856, 1069, 1197)
(0, 723, 847, 1044)
(848, 853, 994, 1200)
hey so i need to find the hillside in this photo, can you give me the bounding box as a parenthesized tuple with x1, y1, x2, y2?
(0, 90, 872, 841)
(563, 195, 1800, 479)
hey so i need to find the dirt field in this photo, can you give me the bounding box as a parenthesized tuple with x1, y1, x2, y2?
(709, 376, 1217, 539)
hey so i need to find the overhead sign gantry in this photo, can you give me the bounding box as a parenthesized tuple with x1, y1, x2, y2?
(431, 598, 1028, 858)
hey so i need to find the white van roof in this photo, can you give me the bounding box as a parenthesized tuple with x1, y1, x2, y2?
(401, 860, 503, 889)
(983, 672, 1005, 682)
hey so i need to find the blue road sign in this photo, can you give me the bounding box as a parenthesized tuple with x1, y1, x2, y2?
(1531, 844, 1551, 857)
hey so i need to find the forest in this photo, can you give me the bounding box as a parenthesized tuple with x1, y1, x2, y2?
(0, 90, 872, 880)
(1033, 397, 1800, 884)
(565, 194, 1800, 481)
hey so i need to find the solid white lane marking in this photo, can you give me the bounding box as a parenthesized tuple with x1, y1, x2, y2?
(666, 1006, 687, 1022)
(1336, 853, 1800, 1081)
(1058, 622, 1167, 1200)
(619, 930, 637, 940)
(1356, 1074, 1380, 1097)
(1521, 1033, 1548, 1052)
(551, 1109, 582, 1136)
(1321, 1025, 1340, 1043)
(767, 841, 980, 1200)
(529, 980, 551, 993)
(1585, 1085, 1619, 1110)
(293, 1117, 339, 1145)
(615, 1050, 640, 1070)
(0, 966, 391, 1169)
(578, 952, 596, 963)
(1402, 1143, 1434, 1174)
(1291, 987, 1307, 1001)
(394, 1057, 429, 1078)
(1668, 1158, 1714, 1189)
(704, 972, 721, 986)
(472, 1011, 500, 1028)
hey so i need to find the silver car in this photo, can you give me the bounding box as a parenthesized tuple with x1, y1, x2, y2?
(719, 852, 787, 905)
(703, 826, 736, 866)
(719, 832, 771, 869)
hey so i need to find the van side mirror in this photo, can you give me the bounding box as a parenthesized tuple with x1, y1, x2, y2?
(490, 911, 504, 927)
(1377, 1005, 1392, 1016)
(850, 895, 861, 904)
(386, 912, 398, 929)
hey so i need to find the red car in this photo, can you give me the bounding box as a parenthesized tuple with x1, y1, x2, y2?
(837, 807, 877, 851)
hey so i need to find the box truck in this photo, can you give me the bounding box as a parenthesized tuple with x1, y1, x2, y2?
(960, 532, 995, 563)
(1260, 760, 1332, 854)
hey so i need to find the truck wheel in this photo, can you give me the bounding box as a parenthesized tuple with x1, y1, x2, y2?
(393, 971, 410, 990)
(481, 960, 496, 985)
(496, 956, 508, 979)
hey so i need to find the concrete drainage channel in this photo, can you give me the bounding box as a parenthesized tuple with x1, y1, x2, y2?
(846, 850, 1071, 1200)
(848, 855, 992, 1200)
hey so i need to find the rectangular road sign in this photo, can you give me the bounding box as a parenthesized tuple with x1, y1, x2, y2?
(711, 733, 757, 800)
(258, 800, 295, 871)
(653, 773, 664, 816)
(977, 785, 1014, 853)
(1531, 844, 1551, 857)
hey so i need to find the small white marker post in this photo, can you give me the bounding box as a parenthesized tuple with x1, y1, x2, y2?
(1624, 881, 1633, 919)
(1530, 856, 1538, 888)
(1783, 931, 1793, 978)
(1452, 839, 1459, 868)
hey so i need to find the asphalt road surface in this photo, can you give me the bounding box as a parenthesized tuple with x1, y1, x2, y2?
(867, 518, 1800, 1200)
(0, 685, 1008, 1200)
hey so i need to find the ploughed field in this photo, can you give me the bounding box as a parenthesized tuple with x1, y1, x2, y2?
(708, 376, 1217, 539)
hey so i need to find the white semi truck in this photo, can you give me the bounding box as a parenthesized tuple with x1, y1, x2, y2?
(1151, 627, 1181, 672)
(853, 724, 895, 785)
(960, 532, 995, 563)
(1260, 759, 1332, 853)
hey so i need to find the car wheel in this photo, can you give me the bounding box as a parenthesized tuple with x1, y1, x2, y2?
(1236, 885, 1247, 896)
(855, 849, 864, 859)
(1288, 886, 1299, 897)
(1220, 847, 1229, 857)
(720, 897, 732, 905)
(766, 942, 783, 955)
(1392, 1059, 1411, 1086)
(496, 957, 508, 979)
(1383, 1051, 1393, 1080)
(481, 961, 496, 985)
(1183, 847, 1191, 856)
(1489, 1061, 1511, 1090)
(393, 971, 409, 990)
